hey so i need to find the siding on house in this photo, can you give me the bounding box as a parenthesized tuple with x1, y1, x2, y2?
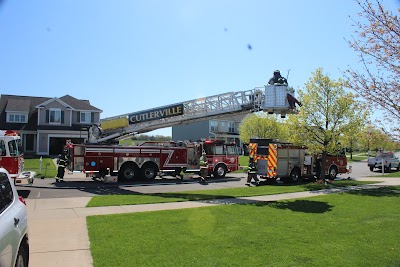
(0, 94, 102, 155)
(172, 114, 246, 153)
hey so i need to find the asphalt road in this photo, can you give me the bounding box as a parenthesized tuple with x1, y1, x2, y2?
(16, 172, 246, 199)
(16, 157, 394, 199)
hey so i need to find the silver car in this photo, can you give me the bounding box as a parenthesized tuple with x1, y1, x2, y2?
(0, 168, 29, 267)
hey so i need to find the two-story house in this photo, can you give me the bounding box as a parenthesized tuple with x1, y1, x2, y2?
(172, 114, 246, 154)
(0, 94, 102, 155)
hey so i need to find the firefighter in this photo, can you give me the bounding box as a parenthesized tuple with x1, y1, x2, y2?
(287, 91, 302, 110)
(56, 151, 69, 182)
(199, 151, 208, 184)
(315, 153, 323, 182)
(246, 156, 260, 186)
(268, 70, 288, 85)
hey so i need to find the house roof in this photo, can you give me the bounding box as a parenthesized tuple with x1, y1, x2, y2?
(35, 97, 73, 109)
(0, 94, 102, 130)
(59, 95, 102, 112)
(34, 94, 102, 112)
(0, 95, 51, 130)
(5, 99, 31, 112)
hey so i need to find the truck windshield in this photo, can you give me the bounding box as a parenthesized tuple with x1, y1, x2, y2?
(204, 144, 237, 155)
(204, 145, 215, 155)
(8, 139, 22, 156)
(225, 145, 237, 155)
(204, 145, 225, 155)
(256, 145, 269, 156)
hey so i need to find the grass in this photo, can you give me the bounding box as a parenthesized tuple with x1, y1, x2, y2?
(234, 155, 249, 173)
(380, 171, 400, 178)
(118, 139, 147, 146)
(347, 155, 369, 162)
(24, 157, 57, 178)
(86, 180, 374, 207)
(239, 155, 249, 167)
(87, 186, 400, 267)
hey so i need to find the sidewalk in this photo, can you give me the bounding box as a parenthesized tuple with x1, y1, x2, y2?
(26, 177, 400, 267)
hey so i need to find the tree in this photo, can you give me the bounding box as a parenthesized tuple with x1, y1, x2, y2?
(360, 125, 397, 152)
(287, 68, 368, 180)
(345, 0, 400, 138)
(339, 125, 364, 160)
(238, 113, 288, 144)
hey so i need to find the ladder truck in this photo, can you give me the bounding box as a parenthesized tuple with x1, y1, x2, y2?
(65, 84, 299, 182)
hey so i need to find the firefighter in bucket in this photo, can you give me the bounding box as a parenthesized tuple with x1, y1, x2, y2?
(199, 151, 208, 184)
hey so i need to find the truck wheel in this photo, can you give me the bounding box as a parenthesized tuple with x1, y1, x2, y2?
(213, 164, 227, 178)
(397, 164, 400, 171)
(328, 166, 338, 180)
(141, 163, 158, 180)
(99, 168, 109, 179)
(385, 164, 391, 173)
(289, 168, 301, 183)
(174, 167, 183, 178)
(369, 165, 374, 172)
(119, 163, 138, 182)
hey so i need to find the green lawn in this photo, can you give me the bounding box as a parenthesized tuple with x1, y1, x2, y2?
(234, 155, 249, 173)
(381, 171, 400, 178)
(86, 180, 374, 207)
(24, 157, 57, 178)
(239, 155, 249, 167)
(347, 155, 369, 162)
(87, 186, 400, 267)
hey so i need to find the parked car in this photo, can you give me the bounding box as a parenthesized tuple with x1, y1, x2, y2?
(368, 151, 400, 172)
(0, 168, 29, 267)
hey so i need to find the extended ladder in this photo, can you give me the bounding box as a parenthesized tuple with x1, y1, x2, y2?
(89, 85, 296, 143)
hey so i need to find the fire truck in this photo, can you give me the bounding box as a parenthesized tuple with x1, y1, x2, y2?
(0, 130, 35, 184)
(64, 84, 301, 181)
(248, 138, 351, 183)
(66, 139, 239, 181)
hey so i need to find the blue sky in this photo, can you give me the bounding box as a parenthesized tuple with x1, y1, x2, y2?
(0, 0, 398, 136)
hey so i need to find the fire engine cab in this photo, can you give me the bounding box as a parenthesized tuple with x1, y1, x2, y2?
(0, 130, 35, 184)
(248, 138, 351, 183)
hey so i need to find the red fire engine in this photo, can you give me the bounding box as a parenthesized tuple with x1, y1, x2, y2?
(248, 138, 351, 183)
(0, 130, 35, 184)
(65, 139, 239, 182)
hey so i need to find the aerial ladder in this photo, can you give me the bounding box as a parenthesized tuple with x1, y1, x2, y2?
(88, 84, 298, 144)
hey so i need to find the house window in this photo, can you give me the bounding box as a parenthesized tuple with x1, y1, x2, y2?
(7, 113, 27, 123)
(80, 112, 91, 123)
(228, 122, 235, 133)
(49, 109, 61, 124)
(210, 121, 219, 132)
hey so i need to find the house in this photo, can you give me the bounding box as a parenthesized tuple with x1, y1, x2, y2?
(172, 114, 246, 154)
(0, 94, 102, 155)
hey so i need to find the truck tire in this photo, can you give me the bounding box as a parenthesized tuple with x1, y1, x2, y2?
(213, 164, 227, 178)
(289, 167, 301, 183)
(369, 165, 374, 172)
(141, 163, 158, 180)
(385, 164, 391, 173)
(119, 163, 138, 182)
(174, 167, 183, 178)
(99, 168, 109, 179)
(328, 166, 338, 180)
